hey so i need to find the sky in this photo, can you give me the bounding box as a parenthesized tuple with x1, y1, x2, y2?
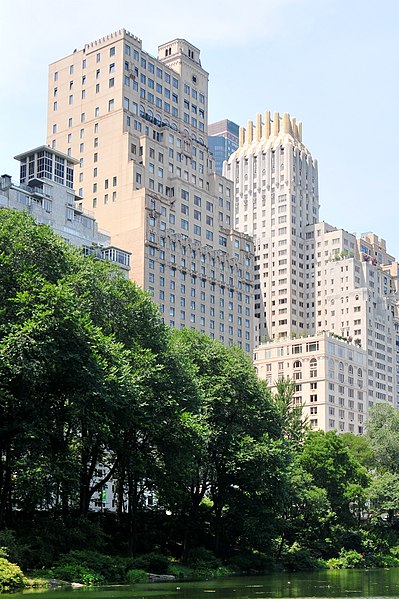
(1, 0, 398, 255)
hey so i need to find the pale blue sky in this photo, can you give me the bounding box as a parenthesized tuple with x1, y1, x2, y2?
(1, 0, 398, 255)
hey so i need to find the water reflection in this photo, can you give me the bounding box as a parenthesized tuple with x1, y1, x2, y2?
(9, 568, 399, 599)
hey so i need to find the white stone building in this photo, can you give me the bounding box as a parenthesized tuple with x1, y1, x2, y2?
(254, 332, 367, 433)
(228, 112, 399, 431)
(1, 146, 130, 273)
(225, 111, 319, 347)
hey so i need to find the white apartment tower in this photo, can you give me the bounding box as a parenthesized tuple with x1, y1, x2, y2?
(254, 225, 399, 432)
(225, 112, 319, 347)
(226, 110, 399, 431)
(46, 30, 254, 352)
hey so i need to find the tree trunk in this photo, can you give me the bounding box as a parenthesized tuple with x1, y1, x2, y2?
(127, 472, 139, 556)
(214, 501, 223, 556)
(0, 447, 11, 528)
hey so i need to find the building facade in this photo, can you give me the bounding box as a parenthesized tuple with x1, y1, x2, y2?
(227, 111, 399, 431)
(254, 332, 367, 433)
(208, 119, 239, 175)
(225, 112, 319, 347)
(1, 146, 130, 273)
(46, 30, 254, 352)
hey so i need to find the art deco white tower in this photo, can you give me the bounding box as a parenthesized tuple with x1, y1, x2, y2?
(225, 112, 319, 346)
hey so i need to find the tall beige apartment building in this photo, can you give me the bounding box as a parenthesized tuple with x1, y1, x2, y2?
(46, 30, 254, 352)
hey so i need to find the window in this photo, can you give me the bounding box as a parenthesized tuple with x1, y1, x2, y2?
(108, 99, 114, 112)
(110, 46, 115, 57)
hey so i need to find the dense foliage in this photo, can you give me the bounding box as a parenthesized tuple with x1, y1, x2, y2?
(0, 209, 399, 585)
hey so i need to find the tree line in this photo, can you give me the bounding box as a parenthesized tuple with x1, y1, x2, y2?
(1, 209, 399, 572)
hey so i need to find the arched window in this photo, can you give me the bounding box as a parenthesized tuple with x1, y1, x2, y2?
(328, 358, 335, 380)
(310, 357, 317, 378)
(357, 368, 363, 388)
(293, 360, 302, 369)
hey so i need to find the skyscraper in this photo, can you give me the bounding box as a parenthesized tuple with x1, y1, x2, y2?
(46, 30, 254, 352)
(225, 111, 319, 347)
(227, 111, 399, 431)
(208, 119, 239, 175)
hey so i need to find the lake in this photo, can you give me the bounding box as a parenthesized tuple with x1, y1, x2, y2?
(8, 569, 399, 598)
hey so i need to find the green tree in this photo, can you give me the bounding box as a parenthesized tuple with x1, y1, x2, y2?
(340, 433, 375, 471)
(298, 431, 368, 521)
(169, 329, 288, 560)
(368, 472, 399, 524)
(272, 378, 309, 449)
(275, 462, 333, 558)
(366, 404, 399, 474)
(0, 209, 191, 544)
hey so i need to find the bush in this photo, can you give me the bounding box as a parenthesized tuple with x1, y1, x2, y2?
(339, 549, 365, 569)
(55, 550, 126, 583)
(0, 529, 26, 566)
(188, 547, 221, 569)
(229, 552, 275, 573)
(282, 543, 326, 572)
(129, 552, 169, 574)
(126, 569, 148, 584)
(0, 557, 27, 590)
(327, 549, 365, 570)
(52, 563, 105, 585)
(368, 553, 399, 568)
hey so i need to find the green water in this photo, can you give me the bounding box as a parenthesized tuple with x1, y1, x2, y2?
(8, 569, 399, 598)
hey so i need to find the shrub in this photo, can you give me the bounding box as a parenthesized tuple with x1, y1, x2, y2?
(126, 569, 148, 584)
(326, 549, 366, 570)
(0, 529, 25, 565)
(282, 543, 326, 572)
(55, 549, 126, 583)
(326, 557, 341, 570)
(0, 557, 27, 590)
(229, 552, 275, 573)
(52, 563, 105, 585)
(338, 549, 365, 569)
(168, 563, 194, 579)
(188, 547, 221, 569)
(129, 552, 169, 574)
